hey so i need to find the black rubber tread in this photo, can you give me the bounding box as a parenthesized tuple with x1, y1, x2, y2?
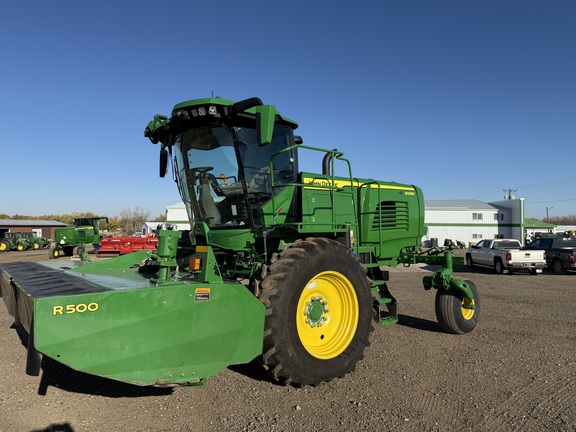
(435, 279, 480, 335)
(494, 259, 505, 274)
(465, 254, 473, 268)
(259, 237, 374, 386)
(552, 259, 566, 275)
(0, 240, 9, 252)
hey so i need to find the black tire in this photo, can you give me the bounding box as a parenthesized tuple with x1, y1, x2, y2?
(552, 259, 566, 275)
(63, 246, 74, 256)
(435, 279, 480, 334)
(465, 254, 473, 268)
(33, 242, 41, 250)
(0, 240, 9, 252)
(494, 259, 505, 274)
(49, 246, 60, 259)
(76, 246, 85, 257)
(16, 244, 26, 252)
(259, 237, 374, 386)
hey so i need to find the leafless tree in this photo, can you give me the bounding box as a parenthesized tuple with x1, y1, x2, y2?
(118, 206, 150, 236)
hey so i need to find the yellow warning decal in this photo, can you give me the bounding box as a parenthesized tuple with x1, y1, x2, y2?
(195, 288, 211, 301)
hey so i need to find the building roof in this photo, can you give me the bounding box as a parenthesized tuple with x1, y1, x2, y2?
(143, 222, 162, 229)
(524, 218, 555, 229)
(166, 202, 186, 209)
(425, 199, 497, 210)
(0, 219, 67, 227)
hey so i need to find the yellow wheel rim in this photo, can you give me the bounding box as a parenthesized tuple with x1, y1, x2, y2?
(0, 243, 6, 251)
(461, 298, 475, 320)
(34, 243, 40, 249)
(17, 245, 24, 251)
(296, 271, 359, 359)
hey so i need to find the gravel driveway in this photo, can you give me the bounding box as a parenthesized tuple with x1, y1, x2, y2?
(0, 250, 574, 432)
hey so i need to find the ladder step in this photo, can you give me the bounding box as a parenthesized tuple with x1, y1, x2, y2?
(380, 316, 398, 325)
(377, 297, 393, 305)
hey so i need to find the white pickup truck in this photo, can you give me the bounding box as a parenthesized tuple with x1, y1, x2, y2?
(465, 239, 546, 274)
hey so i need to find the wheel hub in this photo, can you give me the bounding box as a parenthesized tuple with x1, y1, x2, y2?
(296, 271, 360, 359)
(304, 296, 329, 327)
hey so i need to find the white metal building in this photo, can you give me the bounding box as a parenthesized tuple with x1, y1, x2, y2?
(425, 198, 533, 247)
(165, 202, 191, 231)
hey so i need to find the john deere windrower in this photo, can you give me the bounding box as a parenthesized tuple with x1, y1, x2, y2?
(0, 97, 479, 387)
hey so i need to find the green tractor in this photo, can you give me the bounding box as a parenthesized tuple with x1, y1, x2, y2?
(0, 232, 32, 252)
(15, 232, 50, 250)
(0, 97, 479, 387)
(49, 216, 109, 258)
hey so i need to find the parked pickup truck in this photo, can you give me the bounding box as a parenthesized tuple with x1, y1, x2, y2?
(528, 236, 576, 274)
(466, 239, 546, 274)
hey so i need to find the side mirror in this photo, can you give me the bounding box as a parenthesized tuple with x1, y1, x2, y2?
(254, 105, 276, 145)
(230, 97, 277, 146)
(160, 147, 168, 178)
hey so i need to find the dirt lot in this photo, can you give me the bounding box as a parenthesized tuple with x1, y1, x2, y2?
(0, 249, 574, 432)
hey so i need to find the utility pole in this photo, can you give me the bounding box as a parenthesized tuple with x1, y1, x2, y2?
(546, 206, 554, 223)
(503, 189, 517, 200)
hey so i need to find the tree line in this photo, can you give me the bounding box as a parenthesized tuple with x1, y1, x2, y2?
(0, 207, 166, 236)
(545, 215, 576, 225)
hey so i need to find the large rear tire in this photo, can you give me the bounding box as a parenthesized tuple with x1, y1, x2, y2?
(0, 240, 9, 252)
(435, 279, 480, 334)
(259, 238, 373, 386)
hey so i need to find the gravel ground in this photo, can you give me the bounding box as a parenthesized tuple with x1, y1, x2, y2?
(0, 249, 574, 432)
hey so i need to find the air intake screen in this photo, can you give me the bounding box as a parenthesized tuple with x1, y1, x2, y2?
(371, 201, 409, 231)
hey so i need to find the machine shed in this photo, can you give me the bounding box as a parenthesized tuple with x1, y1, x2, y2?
(424, 199, 503, 247)
(424, 198, 533, 247)
(0, 219, 67, 238)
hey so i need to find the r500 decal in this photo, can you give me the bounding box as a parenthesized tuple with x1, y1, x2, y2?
(53, 302, 99, 315)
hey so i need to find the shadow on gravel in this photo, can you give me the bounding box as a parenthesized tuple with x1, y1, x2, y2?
(36, 358, 174, 397)
(9, 324, 173, 398)
(397, 314, 444, 333)
(228, 358, 281, 386)
(31, 422, 74, 432)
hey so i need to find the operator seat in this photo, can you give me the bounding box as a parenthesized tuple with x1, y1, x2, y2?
(198, 173, 221, 225)
(248, 167, 271, 193)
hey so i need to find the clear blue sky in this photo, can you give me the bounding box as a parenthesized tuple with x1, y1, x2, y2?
(1, 1, 575, 220)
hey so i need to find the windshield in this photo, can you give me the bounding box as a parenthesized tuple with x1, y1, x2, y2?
(172, 124, 296, 229)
